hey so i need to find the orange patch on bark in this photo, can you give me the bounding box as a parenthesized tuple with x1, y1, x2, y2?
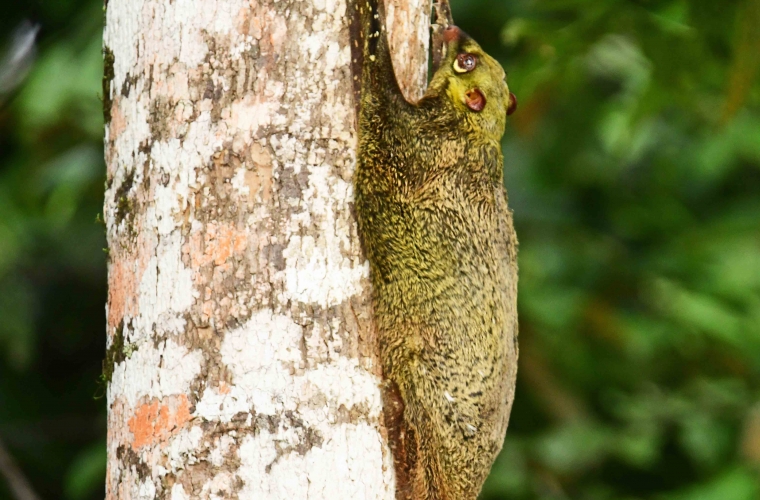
(218, 381, 231, 394)
(106, 96, 125, 178)
(128, 394, 191, 450)
(188, 222, 248, 269)
(108, 96, 126, 141)
(107, 257, 138, 330)
(107, 231, 153, 332)
(236, 7, 252, 36)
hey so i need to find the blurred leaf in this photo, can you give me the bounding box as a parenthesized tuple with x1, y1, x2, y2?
(660, 467, 759, 500)
(16, 30, 103, 139)
(0, 276, 35, 370)
(678, 412, 732, 469)
(64, 440, 106, 500)
(721, 0, 760, 123)
(650, 277, 743, 345)
(535, 422, 613, 474)
(0, 21, 39, 97)
(41, 145, 102, 229)
(481, 440, 531, 498)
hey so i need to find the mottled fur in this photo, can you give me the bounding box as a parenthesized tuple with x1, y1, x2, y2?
(354, 1, 519, 499)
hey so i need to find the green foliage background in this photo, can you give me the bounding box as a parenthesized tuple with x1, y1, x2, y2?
(0, 0, 758, 498)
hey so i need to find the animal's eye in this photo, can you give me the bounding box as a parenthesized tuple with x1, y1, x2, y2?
(453, 53, 478, 74)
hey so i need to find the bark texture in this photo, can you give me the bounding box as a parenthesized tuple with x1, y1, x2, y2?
(103, 0, 429, 498)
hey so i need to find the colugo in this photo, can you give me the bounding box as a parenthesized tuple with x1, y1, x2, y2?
(354, 1, 519, 499)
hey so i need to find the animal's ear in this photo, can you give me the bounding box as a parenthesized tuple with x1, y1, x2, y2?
(507, 92, 518, 116)
(465, 88, 486, 112)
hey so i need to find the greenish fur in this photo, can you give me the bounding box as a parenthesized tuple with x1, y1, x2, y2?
(355, 1, 519, 499)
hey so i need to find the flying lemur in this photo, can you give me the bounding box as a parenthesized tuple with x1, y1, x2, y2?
(353, 1, 519, 498)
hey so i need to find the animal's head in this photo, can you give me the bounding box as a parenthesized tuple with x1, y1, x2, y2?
(427, 26, 517, 139)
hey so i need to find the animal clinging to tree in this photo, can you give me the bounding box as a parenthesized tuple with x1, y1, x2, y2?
(353, 0, 520, 498)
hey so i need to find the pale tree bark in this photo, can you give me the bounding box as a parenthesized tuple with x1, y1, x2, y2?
(103, 0, 430, 498)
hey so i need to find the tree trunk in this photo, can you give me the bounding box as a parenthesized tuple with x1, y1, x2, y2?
(103, 0, 429, 498)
